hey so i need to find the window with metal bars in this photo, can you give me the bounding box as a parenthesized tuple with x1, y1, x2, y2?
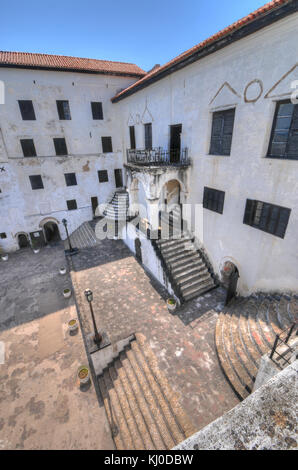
(56, 100, 71, 120)
(29, 175, 44, 190)
(64, 173, 77, 186)
(101, 137, 113, 153)
(67, 199, 77, 210)
(20, 139, 37, 157)
(209, 108, 235, 156)
(203, 187, 225, 214)
(91, 102, 103, 120)
(129, 126, 136, 149)
(243, 199, 291, 239)
(144, 123, 152, 150)
(267, 100, 298, 160)
(53, 138, 68, 156)
(98, 170, 108, 183)
(18, 100, 36, 120)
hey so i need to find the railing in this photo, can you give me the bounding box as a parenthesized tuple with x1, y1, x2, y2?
(126, 147, 190, 167)
(270, 322, 297, 368)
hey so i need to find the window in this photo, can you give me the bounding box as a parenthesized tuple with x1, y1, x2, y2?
(56, 100, 71, 120)
(20, 139, 37, 157)
(18, 100, 36, 120)
(53, 138, 68, 156)
(0, 233, 7, 239)
(98, 170, 108, 183)
(91, 102, 103, 120)
(101, 137, 113, 153)
(29, 175, 44, 190)
(267, 100, 298, 160)
(144, 123, 152, 150)
(64, 172, 77, 186)
(243, 199, 291, 239)
(203, 187, 225, 214)
(210, 108, 235, 156)
(67, 199, 77, 211)
(129, 126, 136, 149)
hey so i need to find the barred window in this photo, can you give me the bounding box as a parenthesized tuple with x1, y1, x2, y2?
(243, 199, 291, 239)
(67, 199, 77, 210)
(203, 187, 225, 214)
(210, 108, 235, 156)
(98, 170, 108, 183)
(64, 173, 77, 186)
(267, 100, 298, 160)
(101, 137, 113, 153)
(53, 138, 68, 156)
(56, 100, 71, 120)
(91, 102, 103, 120)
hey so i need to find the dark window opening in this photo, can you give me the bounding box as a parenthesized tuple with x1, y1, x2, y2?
(56, 100, 71, 120)
(20, 139, 37, 157)
(0, 232, 7, 239)
(114, 169, 123, 188)
(67, 199, 77, 211)
(64, 172, 77, 186)
(98, 170, 108, 183)
(267, 100, 298, 160)
(144, 123, 152, 150)
(203, 187, 225, 214)
(53, 138, 68, 156)
(102, 137, 113, 153)
(129, 126, 136, 149)
(243, 199, 291, 239)
(29, 175, 44, 190)
(18, 100, 36, 120)
(210, 108, 235, 156)
(91, 102, 103, 120)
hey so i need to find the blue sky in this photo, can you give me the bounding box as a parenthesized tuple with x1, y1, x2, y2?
(1, 0, 268, 71)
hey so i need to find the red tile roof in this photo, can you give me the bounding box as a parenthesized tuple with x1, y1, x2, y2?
(112, 0, 293, 101)
(0, 51, 146, 77)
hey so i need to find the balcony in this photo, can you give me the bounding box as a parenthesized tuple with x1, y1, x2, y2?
(126, 148, 190, 167)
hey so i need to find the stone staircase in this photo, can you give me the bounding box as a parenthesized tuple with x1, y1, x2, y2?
(103, 190, 129, 221)
(153, 232, 217, 303)
(98, 333, 195, 450)
(64, 221, 98, 249)
(215, 293, 298, 400)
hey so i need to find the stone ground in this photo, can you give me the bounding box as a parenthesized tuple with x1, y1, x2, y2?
(70, 238, 240, 432)
(0, 244, 114, 450)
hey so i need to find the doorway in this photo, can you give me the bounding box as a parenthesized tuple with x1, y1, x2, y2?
(18, 233, 30, 249)
(170, 124, 182, 163)
(43, 222, 61, 244)
(225, 265, 239, 305)
(91, 196, 98, 218)
(114, 169, 123, 188)
(134, 238, 142, 263)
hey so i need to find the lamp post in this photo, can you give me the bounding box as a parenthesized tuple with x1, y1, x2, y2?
(84, 289, 102, 346)
(62, 218, 74, 252)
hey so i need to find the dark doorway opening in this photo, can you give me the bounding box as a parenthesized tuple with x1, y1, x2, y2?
(44, 222, 61, 244)
(114, 169, 123, 188)
(135, 238, 142, 263)
(91, 196, 98, 218)
(170, 124, 182, 163)
(225, 265, 239, 305)
(18, 233, 30, 249)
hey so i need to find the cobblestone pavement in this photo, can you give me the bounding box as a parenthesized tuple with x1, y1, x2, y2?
(0, 244, 114, 450)
(70, 239, 240, 432)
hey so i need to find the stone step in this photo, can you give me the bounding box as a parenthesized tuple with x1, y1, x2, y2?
(173, 265, 208, 284)
(166, 252, 201, 269)
(182, 279, 216, 302)
(176, 269, 210, 289)
(160, 239, 193, 255)
(155, 236, 190, 248)
(180, 273, 214, 294)
(163, 249, 197, 264)
(171, 259, 204, 275)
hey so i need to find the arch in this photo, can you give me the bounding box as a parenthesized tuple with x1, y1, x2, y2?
(39, 217, 60, 228)
(156, 174, 187, 201)
(15, 232, 30, 249)
(39, 218, 61, 243)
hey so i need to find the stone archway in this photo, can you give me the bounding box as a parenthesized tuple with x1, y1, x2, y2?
(39, 218, 61, 244)
(16, 232, 30, 249)
(221, 260, 240, 305)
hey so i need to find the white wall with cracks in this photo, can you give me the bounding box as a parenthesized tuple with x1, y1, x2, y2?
(115, 13, 298, 295)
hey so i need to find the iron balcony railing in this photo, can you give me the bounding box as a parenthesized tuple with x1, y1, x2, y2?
(126, 147, 190, 167)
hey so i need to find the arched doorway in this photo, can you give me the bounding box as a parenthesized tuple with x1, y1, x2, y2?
(221, 261, 239, 305)
(135, 238, 142, 263)
(159, 179, 182, 236)
(43, 221, 61, 244)
(17, 233, 30, 249)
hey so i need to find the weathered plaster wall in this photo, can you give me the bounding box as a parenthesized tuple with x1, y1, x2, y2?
(0, 69, 137, 251)
(116, 13, 298, 295)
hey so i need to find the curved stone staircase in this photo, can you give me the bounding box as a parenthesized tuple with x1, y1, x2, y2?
(98, 333, 195, 450)
(215, 294, 298, 400)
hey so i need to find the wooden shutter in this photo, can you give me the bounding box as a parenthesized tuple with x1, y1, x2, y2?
(129, 126, 136, 149)
(286, 104, 298, 159)
(243, 199, 255, 225)
(144, 123, 152, 150)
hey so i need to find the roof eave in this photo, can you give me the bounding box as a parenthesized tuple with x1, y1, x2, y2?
(111, 1, 297, 103)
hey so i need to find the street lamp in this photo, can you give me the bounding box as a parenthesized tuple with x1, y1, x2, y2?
(84, 288, 102, 346)
(62, 218, 78, 255)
